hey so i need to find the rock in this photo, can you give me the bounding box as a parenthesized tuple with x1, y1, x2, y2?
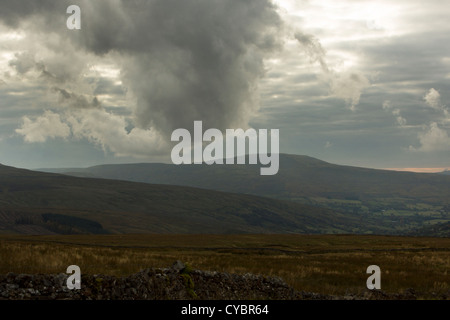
(55, 273, 67, 287)
(171, 260, 185, 273)
(0, 263, 439, 300)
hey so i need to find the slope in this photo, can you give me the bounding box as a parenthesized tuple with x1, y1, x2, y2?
(0, 163, 360, 235)
(39, 154, 450, 203)
(37, 154, 450, 234)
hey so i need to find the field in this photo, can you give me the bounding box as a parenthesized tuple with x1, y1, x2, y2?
(1, 234, 449, 299)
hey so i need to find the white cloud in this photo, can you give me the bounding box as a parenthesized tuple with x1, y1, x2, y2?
(65, 109, 168, 158)
(423, 88, 443, 110)
(15, 110, 71, 143)
(410, 122, 450, 152)
(15, 108, 169, 158)
(294, 31, 371, 111)
(330, 72, 370, 111)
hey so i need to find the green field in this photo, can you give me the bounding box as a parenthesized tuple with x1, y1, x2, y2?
(1, 234, 448, 299)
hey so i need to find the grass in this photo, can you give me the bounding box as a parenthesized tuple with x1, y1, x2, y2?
(0, 234, 448, 298)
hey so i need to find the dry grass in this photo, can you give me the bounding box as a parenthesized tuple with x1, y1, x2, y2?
(0, 234, 448, 298)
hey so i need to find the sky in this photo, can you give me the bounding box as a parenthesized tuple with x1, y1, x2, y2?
(0, 0, 449, 172)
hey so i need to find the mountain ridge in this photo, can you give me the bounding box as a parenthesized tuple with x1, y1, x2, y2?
(0, 160, 363, 235)
(33, 154, 450, 236)
(35, 153, 450, 203)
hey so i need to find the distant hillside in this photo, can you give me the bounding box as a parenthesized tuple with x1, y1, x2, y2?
(38, 154, 450, 204)
(406, 221, 450, 237)
(0, 163, 363, 235)
(37, 154, 450, 235)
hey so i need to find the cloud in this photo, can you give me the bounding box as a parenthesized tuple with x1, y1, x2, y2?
(3, 0, 450, 169)
(330, 72, 370, 111)
(8, 51, 37, 74)
(424, 88, 444, 110)
(15, 107, 168, 157)
(409, 122, 450, 152)
(295, 32, 370, 110)
(65, 109, 168, 157)
(2, 0, 286, 159)
(422, 88, 450, 121)
(15, 110, 70, 142)
(394, 114, 407, 127)
(382, 100, 392, 110)
(7, 43, 88, 85)
(294, 32, 329, 73)
(395, 115, 407, 126)
(113, 0, 284, 135)
(52, 87, 101, 109)
(382, 100, 407, 127)
(0, 0, 65, 29)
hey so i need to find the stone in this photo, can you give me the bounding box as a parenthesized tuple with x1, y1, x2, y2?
(171, 260, 186, 273)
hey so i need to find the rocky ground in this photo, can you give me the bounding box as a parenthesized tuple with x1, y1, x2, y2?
(0, 261, 447, 300)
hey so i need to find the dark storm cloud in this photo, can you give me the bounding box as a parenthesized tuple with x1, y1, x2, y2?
(4, 0, 448, 170)
(0, 0, 66, 28)
(1, 0, 285, 137)
(108, 0, 284, 135)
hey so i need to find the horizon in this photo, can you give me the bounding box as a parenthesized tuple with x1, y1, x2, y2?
(9, 152, 448, 174)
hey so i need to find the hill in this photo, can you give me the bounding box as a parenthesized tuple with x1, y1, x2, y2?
(37, 154, 450, 235)
(38, 154, 450, 203)
(0, 163, 362, 235)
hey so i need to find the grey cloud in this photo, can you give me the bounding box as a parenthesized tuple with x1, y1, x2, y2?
(382, 100, 407, 127)
(294, 32, 329, 73)
(8, 49, 86, 85)
(6, 48, 102, 113)
(294, 31, 370, 110)
(107, 0, 285, 135)
(1, 0, 288, 161)
(92, 77, 126, 96)
(358, 31, 450, 86)
(1, 0, 285, 139)
(8, 52, 38, 74)
(53, 87, 101, 109)
(0, 0, 67, 28)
